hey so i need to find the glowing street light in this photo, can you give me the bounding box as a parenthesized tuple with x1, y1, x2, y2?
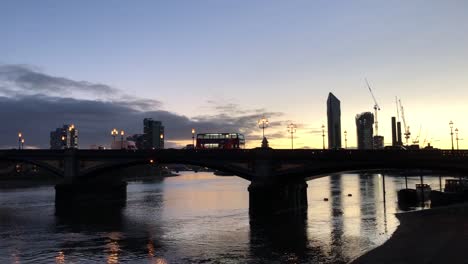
(18, 132, 22, 150)
(191, 128, 196, 148)
(344, 130, 348, 149)
(111, 128, 118, 143)
(258, 116, 269, 139)
(120, 130, 125, 149)
(287, 123, 297, 150)
(449, 121, 454, 151)
(21, 138, 25, 149)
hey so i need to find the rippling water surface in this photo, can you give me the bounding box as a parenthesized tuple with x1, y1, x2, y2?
(0, 172, 451, 263)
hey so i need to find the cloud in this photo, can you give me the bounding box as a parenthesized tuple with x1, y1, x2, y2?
(0, 64, 287, 148)
(0, 64, 118, 96)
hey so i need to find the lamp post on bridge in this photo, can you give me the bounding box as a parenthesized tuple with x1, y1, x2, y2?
(455, 128, 460, 151)
(258, 116, 269, 148)
(344, 130, 348, 149)
(287, 123, 296, 150)
(191, 128, 195, 149)
(18, 132, 22, 150)
(21, 138, 25, 150)
(111, 128, 118, 143)
(120, 130, 125, 149)
(258, 116, 269, 139)
(449, 121, 454, 151)
(321, 124, 325, 150)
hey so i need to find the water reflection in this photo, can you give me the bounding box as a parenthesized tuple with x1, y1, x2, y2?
(106, 232, 121, 264)
(249, 213, 309, 263)
(2, 172, 453, 263)
(55, 251, 65, 264)
(329, 174, 345, 262)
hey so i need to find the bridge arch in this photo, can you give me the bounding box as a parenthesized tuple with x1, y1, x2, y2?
(78, 158, 253, 181)
(0, 157, 64, 178)
(277, 161, 468, 182)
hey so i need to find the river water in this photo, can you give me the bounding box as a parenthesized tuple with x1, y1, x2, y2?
(0, 172, 451, 263)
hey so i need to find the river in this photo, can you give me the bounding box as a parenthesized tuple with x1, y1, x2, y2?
(0, 172, 452, 263)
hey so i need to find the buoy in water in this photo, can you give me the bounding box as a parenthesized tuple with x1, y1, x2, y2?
(323, 198, 329, 201)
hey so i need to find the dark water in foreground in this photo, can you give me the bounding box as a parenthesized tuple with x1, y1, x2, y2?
(0, 172, 452, 263)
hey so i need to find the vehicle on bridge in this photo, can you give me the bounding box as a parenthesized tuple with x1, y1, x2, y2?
(196, 133, 245, 149)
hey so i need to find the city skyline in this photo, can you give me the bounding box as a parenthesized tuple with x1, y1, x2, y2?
(1, 1, 467, 149)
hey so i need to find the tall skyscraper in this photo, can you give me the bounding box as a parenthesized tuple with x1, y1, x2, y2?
(50, 124, 78, 149)
(327, 92, 341, 149)
(143, 118, 164, 149)
(355, 112, 374, 149)
(391, 117, 397, 146)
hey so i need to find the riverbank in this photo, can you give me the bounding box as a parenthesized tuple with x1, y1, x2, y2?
(351, 202, 468, 264)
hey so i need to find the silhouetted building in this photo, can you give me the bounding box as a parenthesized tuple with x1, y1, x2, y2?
(397, 121, 403, 145)
(143, 118, 164, 149)
(327, 93, 341, 149)
(391, 117, 397, 146)
(50, 124, 78, 149)
(356, 112, 374, 149)
(373, 135, 384, 149)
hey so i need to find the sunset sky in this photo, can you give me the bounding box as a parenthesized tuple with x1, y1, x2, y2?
(1, 1, 467, 149)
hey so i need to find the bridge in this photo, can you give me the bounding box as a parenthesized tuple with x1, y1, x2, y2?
(2, 148, 468, 214)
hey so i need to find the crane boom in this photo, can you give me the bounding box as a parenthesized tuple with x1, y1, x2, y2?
(398, 99, 411, 145)
(365, 78, 381, 136)
(395, 96, 400, 122)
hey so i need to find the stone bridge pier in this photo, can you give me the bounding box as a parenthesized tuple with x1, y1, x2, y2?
(55, 149, 127, 214)
(248, 149, 308, 216)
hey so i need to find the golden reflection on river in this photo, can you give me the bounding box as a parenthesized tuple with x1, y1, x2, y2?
(147, 239, 168, 264)
(107, 232, 121, 264)
(55, 251, 65, 264)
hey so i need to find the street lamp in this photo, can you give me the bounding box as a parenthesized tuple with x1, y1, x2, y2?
(111, 128, 118, 143)
(449, 121, 454, 151)
(455, 128, 459, 151)
(287, 123, 296, 150)
(258, 116, 269, 139)
(344, 130, 348, 149)
(321, 124, 325, 150)
(120, 130, 125, 149)
(18, 132, 22, 149)
(21, 138, 25, 149)
(191, 128, 195, 148)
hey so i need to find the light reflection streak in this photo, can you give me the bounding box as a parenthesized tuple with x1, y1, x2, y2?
(107, 232, 121, 264)
(147, 239, 168, 264)
(55, 251, 65, 264)
(11, 251, 20, 264)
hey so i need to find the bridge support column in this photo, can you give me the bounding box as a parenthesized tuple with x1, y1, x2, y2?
(248, 180, 308, 216)
(55, 181, 127, 214)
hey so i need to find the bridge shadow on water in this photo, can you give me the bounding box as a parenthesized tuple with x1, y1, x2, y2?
(248, 212, 311, 263)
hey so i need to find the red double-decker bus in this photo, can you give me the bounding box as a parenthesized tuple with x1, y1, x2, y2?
(196, 133, 245, 149)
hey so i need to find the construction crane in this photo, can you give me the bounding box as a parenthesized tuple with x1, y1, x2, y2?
(395, 97, 400, 122)
(366, 79, 381, 136)
(422, 132, 429, 147)
(412, 125, 422, 145)
(398, 99, 411, 145)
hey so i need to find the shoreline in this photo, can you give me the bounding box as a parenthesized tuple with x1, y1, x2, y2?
(351, 202, 468, 264)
